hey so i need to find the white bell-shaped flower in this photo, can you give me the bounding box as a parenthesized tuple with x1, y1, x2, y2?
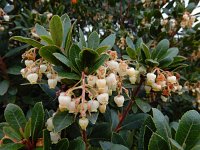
(114, 95, 125, 107)
(27, 73, 38, 84)
(79, 117, 89, 131)
(97, 93, 109, 105)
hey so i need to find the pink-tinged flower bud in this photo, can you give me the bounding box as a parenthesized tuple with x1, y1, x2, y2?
(50, 132, 60, 144)
(79, 117, 89, 131)
(88, 100, 99, 112)
(96, 79, 106, 89)
(99, 104, 107, 113)
(87, 75, 97, 87)
(144, 85, 151, 93)
(27, 73, 38, 84)
(58, 95, 71, 106)
(152, 83, 162, 91)
(106, 73, 117, 89)
(107, 60, 119, 72)
(25, 60, 34, 67)
(118, 61, 128, 76)
(114, 95, 125, 107)
(39, 64, 47, 73)
(97, 93, 109, 105)
(48, 79, 57, 89)
(161, 95, 168, 102)
(68, 101, 76, 113)
(147, 73, 156, 85)
(46, 117, 54, 131)
(167, 76, 176, 84)
(129, 76, 137, 84)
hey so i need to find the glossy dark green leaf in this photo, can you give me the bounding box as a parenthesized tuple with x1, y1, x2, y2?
(112, 132, 127, 147)
(88, 54, 109, 74)
(39, 45, 62, 65)
(142, 43, 151, 59)
(120, 113, 149, 130)
(3, 126, 22, 142)
(24, 119, 31, 139)
(145, 59, 159, 67)
(62, 14, 71, 48)
(69, 44, 81, 68)
(126, 47, 137, 59)
(31, 102, 44, 141)
(87, 112, 99, 124)
(175, 110, 200, 150)
(135, 99, 151, 113)
(126, 37, 135, 49)
(53, 111, 74, 132)
(100, 141, 129, 150)
(56, 138, 69, 150)
(49, 15, 63, 47)
(68, 137, 85, 150)
(43, 129, 51, 150)
(57, 71, 80, 80)
(98, 34, 116, 50)
(152, 108, 171, 144)
(96, 45, 109, 54)
(10, 36, 43, 48)
(53, 53, 72, 67)
(7, 66, 22, 75)
(0, 143, 24, 150)
(0, 123, 9, 139)
(40, 35, 54, 45)
(88, 31, 100, 49)
(159, 57, 173, 68)
(148, 133, 169, 150)
(4, 104, 26, 134)
(0, 80, 9, 96)
(169, 138, 183, 150)
(152, 39, 169, 59)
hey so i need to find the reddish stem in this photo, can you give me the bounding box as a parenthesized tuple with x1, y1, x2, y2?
(82, 130, 88, 150)
(114, 77, 144, 132)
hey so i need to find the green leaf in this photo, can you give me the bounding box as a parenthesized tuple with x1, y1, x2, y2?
(191, 145, 200, 150)
(96, 46, 109, 54)
(120, 113, 149, 130)
(62, 15, 71, 49)
(31, 102, 44, 141)
(7, 66, 22, 75)
(0, 143, 24, 150)
(169, 138, 184, 150)
(57, 71, 80, 80)
(3, 126, 22, 142)
(35, 23, 50, 37)
(98, 34, 116, 50)
(10, 36, 43, 48)
(43, 129, 51, 150)
(159, 57, 173, 68)
(152, 39, 169, 59)
(159, 47, 179, 61)
(126, 47, 137, 59)
(79, 28, 86, 48)
(56, 138, 69, 150)
(138, 116, 156, 150)
(68, 137, 85, 150)
(24, 119, 31, 139)
(126, 37, 135, 49)
(175, 110, 200, 150)
(69, 44, 81, 69)
(39, 45, 62, 65)
(40, 35, 54, 45)
(172, 56, 187, 64)
(65, 20, 77, 56)
(135, 98, 151, 113)
(142, 43, 151, 59)
(4, 44, 29, 58)
(112, 132, 127, 147)
(145, 59, 159, 67)
(87, 112, 99, 124)
(53, 53, 72, 67)
(49, 15, 63, 47)
(148, 133, 169, 150)
(0, 80, 9, 96)
(152, 108, 171, 144)
(53, 111, 74, 132)
(4, 104, 26, 134)
(100, 141, 129, 150)
(88, 54, 109, 74)
(0, 123, 9, 139)
(88, 31, 100, 49)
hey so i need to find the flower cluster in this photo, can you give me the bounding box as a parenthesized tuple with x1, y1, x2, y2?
(145, 68, 182, 102)
(180, 12, 195, 28)
(20, 48, 62, 88)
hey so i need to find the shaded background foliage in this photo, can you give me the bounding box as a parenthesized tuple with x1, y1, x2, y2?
(0, 0, 199, 128)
